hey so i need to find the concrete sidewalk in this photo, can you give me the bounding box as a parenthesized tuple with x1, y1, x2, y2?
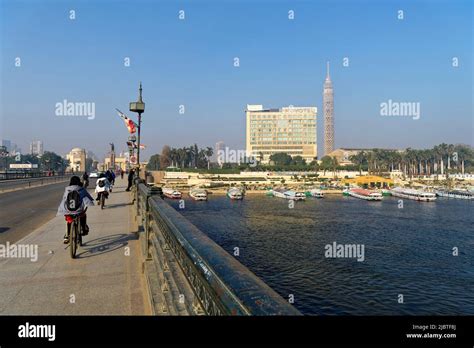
(0, 178, 151, 315)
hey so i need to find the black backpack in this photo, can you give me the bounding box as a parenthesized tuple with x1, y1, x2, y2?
(65, 190, 82, 211)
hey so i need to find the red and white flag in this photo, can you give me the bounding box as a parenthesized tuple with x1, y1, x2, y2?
(126, 141, 146, 149)
(116, 108, 137, 134)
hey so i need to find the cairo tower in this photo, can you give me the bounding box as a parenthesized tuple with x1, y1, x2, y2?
(323, 61, 334, 156)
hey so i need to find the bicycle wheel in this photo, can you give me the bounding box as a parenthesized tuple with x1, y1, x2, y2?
(78, 224, 83, 246)
(70, 221, 77, 258)
(100, 193, 105, 209)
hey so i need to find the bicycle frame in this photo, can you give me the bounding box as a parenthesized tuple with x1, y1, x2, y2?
(66, 214, 83, 258)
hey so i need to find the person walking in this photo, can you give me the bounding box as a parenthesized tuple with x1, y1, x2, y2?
(120, 169, 124, 180)
(82, 171, 89, 189)
(126, 169, 135, 191)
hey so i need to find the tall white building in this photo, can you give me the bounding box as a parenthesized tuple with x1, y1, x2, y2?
(30, 140, 44, 156)
(323, 61, 334, 156)
(246, 105, 317, 164)
(215, 141, 226, 166)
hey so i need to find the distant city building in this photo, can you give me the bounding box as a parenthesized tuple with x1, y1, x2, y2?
(10, 143, 21, 155)
(215, 141, 225, 165)
(1, 139, 11, 152)
(87, 150, 98, 161)
(246, 104, 317, 164)
(323, 62, 334, 156)
(66, 147, 86, 172)
(1, 140, 21, 156)
(30, 140, 44, 156)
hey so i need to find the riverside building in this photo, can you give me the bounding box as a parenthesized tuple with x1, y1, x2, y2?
(245, 104, 317, 164)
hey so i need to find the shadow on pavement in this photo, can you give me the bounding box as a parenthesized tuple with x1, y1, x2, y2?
(76, 233, 138, 258)
(0, 227, 10, 233)
(110, 189, 128, 193)
(105, 202, 133, 209)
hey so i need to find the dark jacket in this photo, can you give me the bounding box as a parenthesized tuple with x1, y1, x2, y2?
(57, 185, 94, 215)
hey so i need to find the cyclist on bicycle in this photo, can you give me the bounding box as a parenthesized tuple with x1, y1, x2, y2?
(95, 173, 112, 201)
(57, 176, 94, 244)
(105, 169, 115, 190)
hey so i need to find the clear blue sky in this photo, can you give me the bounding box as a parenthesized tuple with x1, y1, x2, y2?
(1, 0, 472, 160)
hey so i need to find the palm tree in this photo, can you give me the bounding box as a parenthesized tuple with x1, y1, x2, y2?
(447, 144, 455, 170)
(438, 143, 449, 176)
(321, 156, 332, 176)
(193, 144, 199, 168)
(422, 149, 431, 176)
(205, 147, 213, 170)
(455, 144, 473, 174)
(349, 151, 366, 175)
(404, 148, 416, 179)
(366, 151, 374, 174)
(391, 151, 402, 173)
(169, 148, 177, 167)
(372, 149, 381, 174)
(331, 157, 339, 178)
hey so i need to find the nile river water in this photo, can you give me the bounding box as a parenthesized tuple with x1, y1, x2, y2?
(167, 194, 474, 315)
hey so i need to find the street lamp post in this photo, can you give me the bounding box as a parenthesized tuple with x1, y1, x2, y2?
(129, 82, 145, 179)
(127, 135, 136, 171)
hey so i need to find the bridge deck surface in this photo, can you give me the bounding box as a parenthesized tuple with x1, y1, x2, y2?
(0, 178, 151, 315)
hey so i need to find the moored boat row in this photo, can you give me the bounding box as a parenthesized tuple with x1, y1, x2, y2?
(269, 188, 306, 201)
(309, 189, 325, 198)
(227, 187, 244, 200)
(390, 187, 436, 202)
(347, 188, 383, 201)
(189, 187, 208, 201)
(435, 189, 474, 200)
(160, 185, 472, 203)
(162, 187, 182, 199)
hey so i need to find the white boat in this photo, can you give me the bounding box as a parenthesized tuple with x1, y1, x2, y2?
(309, 189, 324, 198)
(435, 189, 474, 200)
(163, 187, 182, 199)
(348, 188, 382, 201)
(390, 187, 436, 202)
(270, 188, 305, 201)
(189, 187, 208, 201)
(227, 187, 244, 200)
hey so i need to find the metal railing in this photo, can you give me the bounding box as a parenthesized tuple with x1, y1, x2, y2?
(0, 174, 71, 192)
(135, 181, 301, 316)
(0, 170, 73, 180)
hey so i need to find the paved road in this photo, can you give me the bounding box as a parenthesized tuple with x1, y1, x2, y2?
(0, 179, 97, 244)
(0, 175, 69, 193)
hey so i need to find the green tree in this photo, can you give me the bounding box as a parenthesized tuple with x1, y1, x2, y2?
(40, 151, 67, 172)
(160, 145, 171, 168)
(146, 154, 161, 170)
(349, 151, 366, 175)
(205, 147, 213, 170)
(320, 156, 333, 175)
(269, 152, 292, 166)
(292, 155, 306, 166)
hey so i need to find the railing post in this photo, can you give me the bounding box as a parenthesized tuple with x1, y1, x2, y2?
(135, 178, 141, 213)
(144, 185, 162, 260)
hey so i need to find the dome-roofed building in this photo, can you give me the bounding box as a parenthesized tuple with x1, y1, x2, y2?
(66, 147, 86, 172)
